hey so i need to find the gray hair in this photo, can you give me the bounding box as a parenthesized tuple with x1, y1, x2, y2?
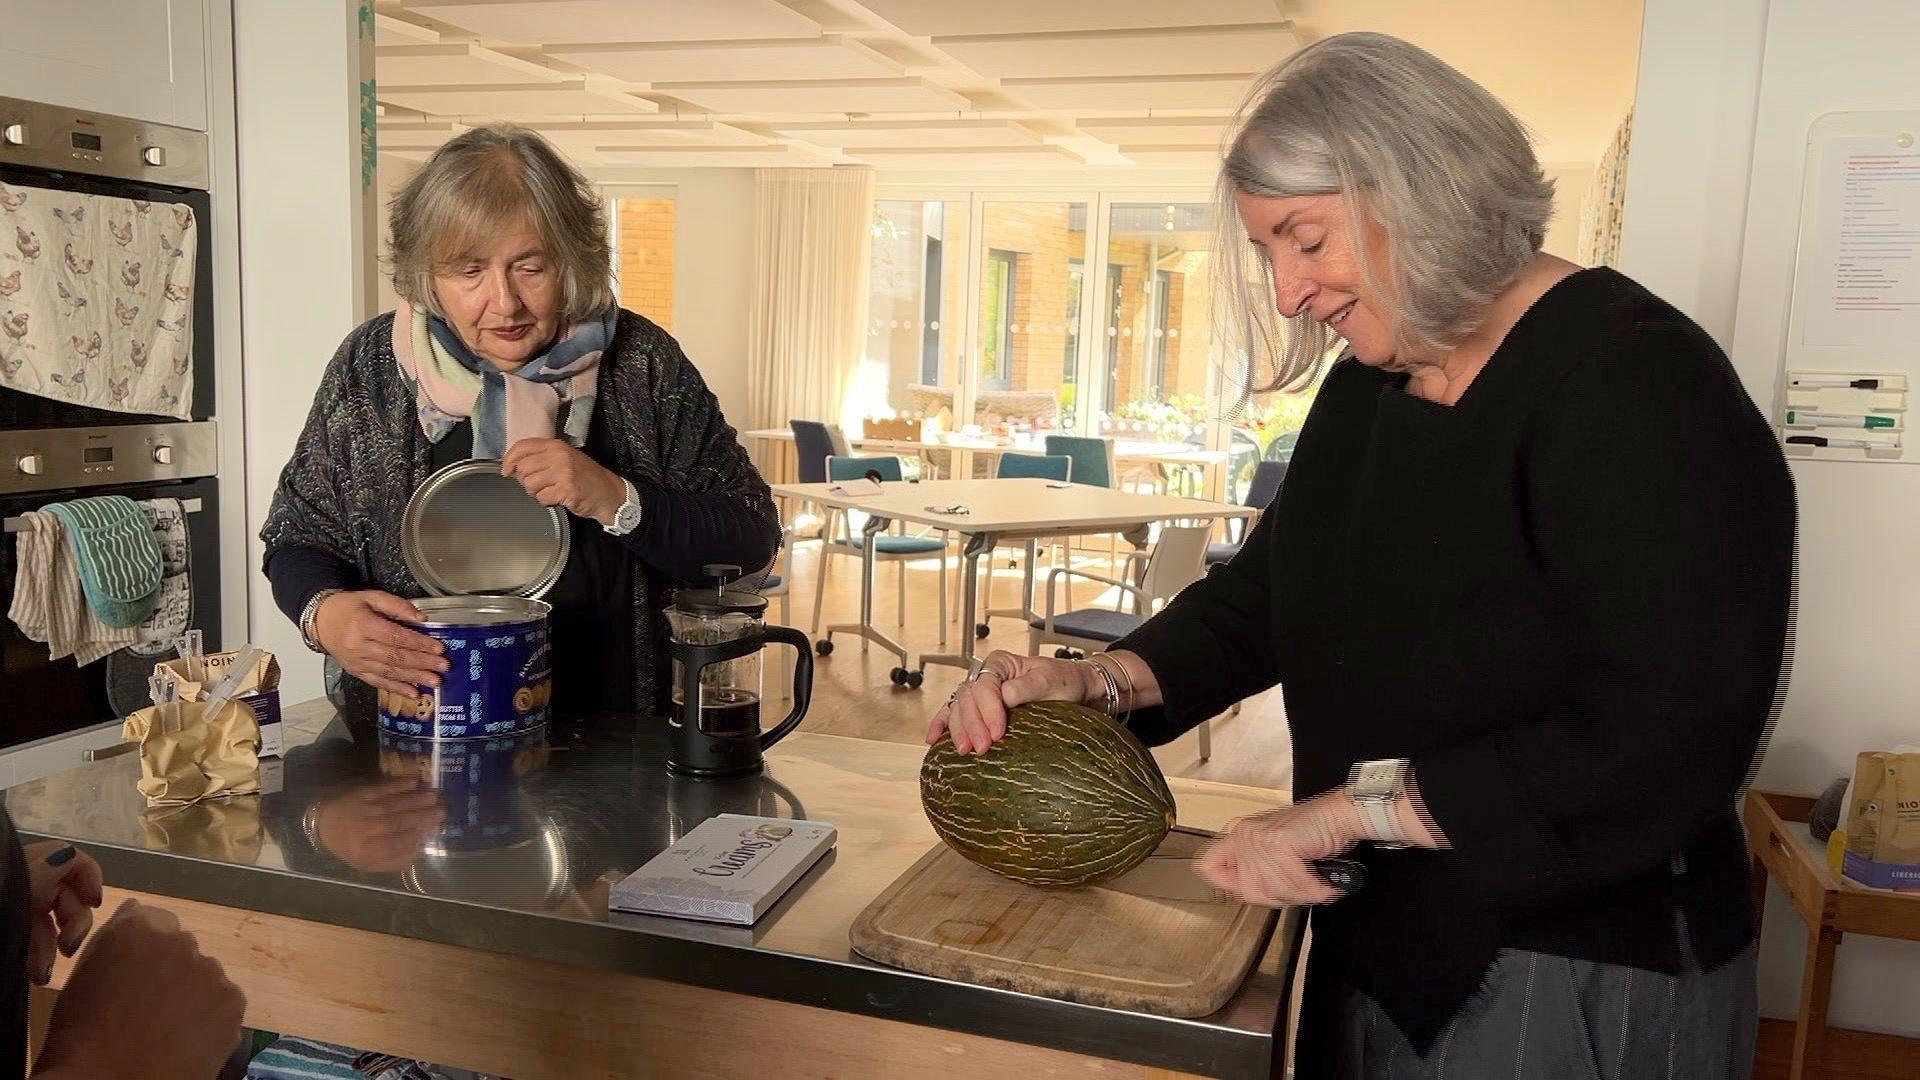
(388, 123, 615, 319)
(1214, 32, 1555, 393)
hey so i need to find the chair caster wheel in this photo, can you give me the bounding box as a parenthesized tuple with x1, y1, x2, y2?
(816, 639, 834, 656)
(906, 670, 925, 689)
(890, 666, 908, 686)
(975, 623, 991, 639)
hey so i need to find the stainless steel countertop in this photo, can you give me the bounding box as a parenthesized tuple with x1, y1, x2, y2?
(5, 700, 1302, 1078)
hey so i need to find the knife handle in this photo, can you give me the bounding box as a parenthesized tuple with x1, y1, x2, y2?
(1313, 857, 1367, 895)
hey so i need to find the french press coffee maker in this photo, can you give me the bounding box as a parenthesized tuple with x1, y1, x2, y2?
(665, 565, 814, 778)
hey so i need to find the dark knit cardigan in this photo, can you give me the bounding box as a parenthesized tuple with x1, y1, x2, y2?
(259, 309, 779, 713)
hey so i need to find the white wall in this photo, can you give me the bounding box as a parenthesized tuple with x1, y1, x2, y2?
(1617, 0, 1770, 349)
(234, 2, 373, 704)
(1541, 163, 1595, 264)
(586, 168, 756, 425)
(1628, 0, 1920, 1038)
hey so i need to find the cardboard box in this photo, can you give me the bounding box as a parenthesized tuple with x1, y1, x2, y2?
(156, 649, 284, 757)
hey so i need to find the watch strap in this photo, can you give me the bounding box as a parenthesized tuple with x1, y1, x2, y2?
(605, 478, 643, 536)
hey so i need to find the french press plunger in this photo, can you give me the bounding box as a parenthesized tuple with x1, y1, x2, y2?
(665, 565, 814, 778)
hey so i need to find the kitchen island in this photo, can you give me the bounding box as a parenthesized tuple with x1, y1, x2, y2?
(6, 699, 1302, 1079)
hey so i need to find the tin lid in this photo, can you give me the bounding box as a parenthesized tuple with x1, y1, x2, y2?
(402, 459, 570, 600)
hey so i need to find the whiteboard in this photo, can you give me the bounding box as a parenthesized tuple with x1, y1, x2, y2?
(1781, 112, 1920, 464)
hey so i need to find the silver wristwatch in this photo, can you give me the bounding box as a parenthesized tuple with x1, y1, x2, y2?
(605, 478, 644, 536)
(1349, 757, 1412, 849)
(299, 588, 345, 654)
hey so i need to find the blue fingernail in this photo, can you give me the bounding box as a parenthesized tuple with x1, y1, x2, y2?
(44, 845, 76, 867)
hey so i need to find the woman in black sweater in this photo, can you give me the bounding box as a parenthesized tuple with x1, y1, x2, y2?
(932, 34, 1791, 1080)
(262, 125, 777, 719)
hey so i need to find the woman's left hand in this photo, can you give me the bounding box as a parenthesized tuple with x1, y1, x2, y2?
(1195, 791, 1366, 909)
(22, 841, 104, 985)
(502, 438, 627, 526)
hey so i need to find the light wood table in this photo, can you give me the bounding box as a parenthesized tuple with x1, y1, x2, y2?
(746, 428, 1233, 501)
(1744, 790, 1920, 1079)
(9, 701, 1302, 1079)
(771, 478, 1255, 686)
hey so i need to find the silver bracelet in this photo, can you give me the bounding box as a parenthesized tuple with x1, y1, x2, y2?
(1087, 653, 1134, 724)
(1078, 658, 1121, 718)
(299, 588, 345, 654)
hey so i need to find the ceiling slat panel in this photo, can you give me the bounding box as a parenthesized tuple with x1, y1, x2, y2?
(376, 81, 660, 116)
(406, 0, 822, 44)
(852, 0, 1286, 37)
(547, 37, 900, 83)
(1002, 74, 1256, 111)
(773, 119, 1041, 148)
(377, 43, 566, 84)
(935, 24, 1296, 80)
(653, 78, 969, 114)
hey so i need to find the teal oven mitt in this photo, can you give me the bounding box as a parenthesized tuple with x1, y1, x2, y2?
(44, 495, 162, 628)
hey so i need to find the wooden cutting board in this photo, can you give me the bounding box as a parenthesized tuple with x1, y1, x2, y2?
(849, 827, 1277, 1018)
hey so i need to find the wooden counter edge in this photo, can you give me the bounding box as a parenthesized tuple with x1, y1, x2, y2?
(30, 886, 1222, 1080)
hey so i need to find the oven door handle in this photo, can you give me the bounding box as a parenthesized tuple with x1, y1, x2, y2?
(82, 742, 138, 762)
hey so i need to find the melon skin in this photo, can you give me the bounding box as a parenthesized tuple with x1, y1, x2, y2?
(921, 699, 1177, 887)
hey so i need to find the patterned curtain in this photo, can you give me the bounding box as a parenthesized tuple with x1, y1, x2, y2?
(1577, 109, 1634, 268)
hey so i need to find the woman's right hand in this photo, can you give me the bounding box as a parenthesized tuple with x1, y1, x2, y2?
(313, 590, 448, 697)
(927, 651, 1101, 755)
(34, 899, 246, 1080)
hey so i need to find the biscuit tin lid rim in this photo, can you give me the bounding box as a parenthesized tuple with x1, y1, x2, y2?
(402, 459, 570, 601)
(413, 595, 553, 626)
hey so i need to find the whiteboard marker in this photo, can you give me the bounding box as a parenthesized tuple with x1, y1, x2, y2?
(1784, 410, 1897, 429)
(1785, 435, 1890, 450)
(1789, 377, 1882, 389)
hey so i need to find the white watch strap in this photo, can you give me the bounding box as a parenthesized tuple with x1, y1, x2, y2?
(605, 478, 642, 536)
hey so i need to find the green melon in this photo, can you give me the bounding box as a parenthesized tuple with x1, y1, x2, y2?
(921, 699, 1177, 887)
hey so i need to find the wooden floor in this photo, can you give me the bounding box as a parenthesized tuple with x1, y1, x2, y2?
(770, 534, 1296, 792)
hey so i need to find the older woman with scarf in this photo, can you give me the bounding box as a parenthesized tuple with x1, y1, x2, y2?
(262, 124, 778, 719)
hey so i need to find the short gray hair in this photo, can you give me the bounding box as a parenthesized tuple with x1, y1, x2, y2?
(1214, 32, 1555, 392)
(388, 124, 615, 320)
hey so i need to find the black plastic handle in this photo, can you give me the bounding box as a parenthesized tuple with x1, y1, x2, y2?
(756, 624, 814, 752)
(1312, 857, 1368, 895)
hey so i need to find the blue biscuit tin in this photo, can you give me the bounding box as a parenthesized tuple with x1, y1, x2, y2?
(377, 596, 553, 740)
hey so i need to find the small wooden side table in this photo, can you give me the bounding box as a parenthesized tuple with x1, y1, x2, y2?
(1744, 789, 1920, 1080)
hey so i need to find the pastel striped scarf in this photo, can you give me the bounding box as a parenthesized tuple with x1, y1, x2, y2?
(390, 303, 615, 459)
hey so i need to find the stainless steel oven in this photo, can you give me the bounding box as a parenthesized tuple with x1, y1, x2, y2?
(0, 97, 221, 784)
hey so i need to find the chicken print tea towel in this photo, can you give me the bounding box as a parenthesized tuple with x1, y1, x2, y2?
(0, 181, 195, 419)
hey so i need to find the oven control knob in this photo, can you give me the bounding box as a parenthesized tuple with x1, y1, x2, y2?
(15, 454, 44, 476)
(1, 124, 27, 147)
(152, 445, 174, 465)
(142, 146, 166, 167)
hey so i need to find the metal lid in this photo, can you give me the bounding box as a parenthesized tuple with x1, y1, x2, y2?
(402, 460, 569, 600)
(414, 595, 553, 628)
(671, 563, 768, 617)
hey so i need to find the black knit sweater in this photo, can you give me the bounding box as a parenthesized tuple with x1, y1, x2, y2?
(260, 309, 778, 715)
(1115, 268, 1794, 1049)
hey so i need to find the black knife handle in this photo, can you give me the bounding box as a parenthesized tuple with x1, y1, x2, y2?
(1313, 857, 1368, 895)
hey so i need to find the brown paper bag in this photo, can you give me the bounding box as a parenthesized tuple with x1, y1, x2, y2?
(1841, 750, 1920, 891)
(121, 698, 261, 807)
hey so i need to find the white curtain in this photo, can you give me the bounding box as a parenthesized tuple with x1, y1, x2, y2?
(747, 168, 874, 440)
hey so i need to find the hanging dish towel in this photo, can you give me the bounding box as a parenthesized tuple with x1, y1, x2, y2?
(0, 181, 197, 418)
(7, 511, 136, 661)
(44, 495, 162, 628)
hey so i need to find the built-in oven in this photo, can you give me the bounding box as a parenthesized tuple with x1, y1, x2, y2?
(0, 97, 221, 785)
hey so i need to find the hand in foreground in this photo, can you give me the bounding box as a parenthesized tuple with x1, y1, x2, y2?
(22, 841, 103, 986)
(502, 437, 627, 526)
(314, 778, 447, 873)
(315, 590, 448, 698)
(1194, 791, 1367, 908)
(34, 899, 245, 1080)
(926, 651, 1099, 755)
